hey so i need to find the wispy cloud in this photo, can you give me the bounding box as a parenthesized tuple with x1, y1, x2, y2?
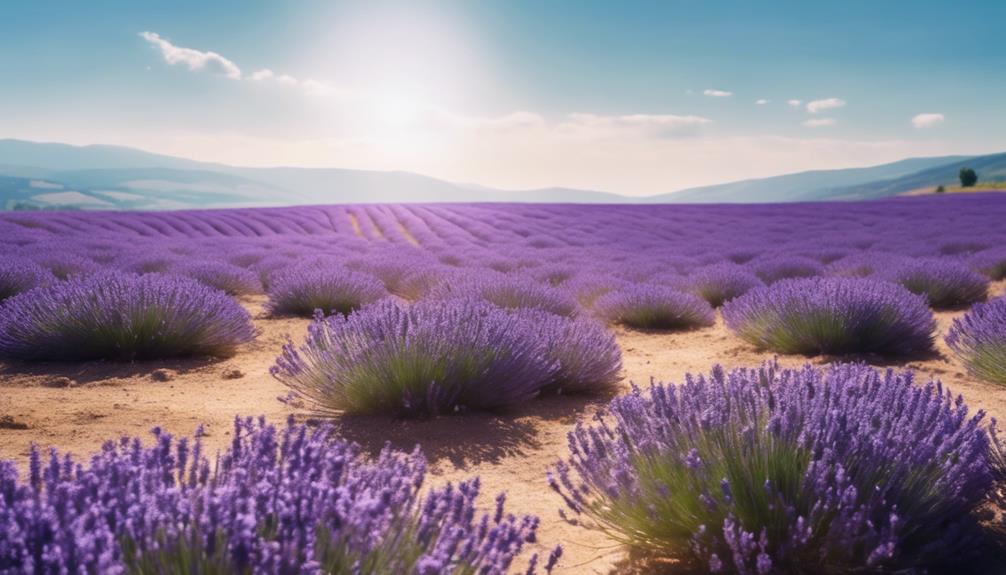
(139, 31, 241, 79)
(703, 89, 733, 97)
(806, 97, 846, 113)
(562, 113, 712, 138)
(911, 113, 945, 128)
(755, 99, 770, 105)
(803, 118, 836, 128)
(787, 99, 803, 108)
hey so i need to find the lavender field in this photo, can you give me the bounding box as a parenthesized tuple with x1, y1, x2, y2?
(2, 193, 1006, 573)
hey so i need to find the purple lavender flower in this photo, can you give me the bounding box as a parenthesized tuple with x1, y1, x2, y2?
(175, 259, 263, 295)
(0, 417, 544, 574)
(722, 277, 934, 355)
(551, 361, 996, 573)
(824, 252, 905, 278)
(594, 284, 715, 330)
(0, 256, 52, 301)
(266, 264, 387, 317)
(882, 257, 989, 309)
(749, 255, 823, 284)
(680, 263, 764, 307)
(0, 272, 255, 361)
(430, 272, 580, 317)
(271, 299, 560, 417)
(969, 247, 1006, 280)
(520, 311, 623, 394)
(946, 297, 1006, 385)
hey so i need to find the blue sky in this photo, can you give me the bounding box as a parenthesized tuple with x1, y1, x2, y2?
(2, 0, 1004, 195)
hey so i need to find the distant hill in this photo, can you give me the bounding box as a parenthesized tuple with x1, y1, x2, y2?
(0, 139, 624, 209)
(651, 153, 989, 203)
(1, 138, 1004, 208)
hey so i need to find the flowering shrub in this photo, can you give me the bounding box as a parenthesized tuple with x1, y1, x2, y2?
(883, 258, 989, 309)
(0, 257, 51, 301)
(432, 272, 579, 317)
(562, 274, 626, 309)
(947, 297, 1006, 385)
(522, 311, 623, 394)
(680, 263, 764, 307)
(594, 285, 715, 330)
(824, 252, 903, 278)
(26, 251, 101, 280)
(722, 277, 934, 355)
(0, 417, 558, 574)
(550, 362, 997, 573)
(272, 300, 559, 417)
(970, 247, 1006, 280)
(749, 256, 823, 284)
(0, 272, 254, 361)
(266, 265, 387, 317)
(176, 260, 263, 295)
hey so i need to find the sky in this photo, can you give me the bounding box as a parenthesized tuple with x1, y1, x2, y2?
(2, 0, 1005, 196)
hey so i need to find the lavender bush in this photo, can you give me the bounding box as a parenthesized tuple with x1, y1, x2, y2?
(594, 285, 715, 330)
(749, 256, 823, 284)
(175, 260, 263, 296)
(722, 277, 934, 355)
(267, 265, 387, 317)
(680, 263, 764, 307)
(883, 258, 989, 309)
(272, 299, 559, 417)
(970, 247, 1006, 280)
(0, 257, 51, 301)
(550, 362, 997, 573)
(946, 297, 1006, 385)
(522, 311, 623, 394)
(0, 417, 556, 574)
(0, 272, 255, 361)
(432, 272, 579, 318)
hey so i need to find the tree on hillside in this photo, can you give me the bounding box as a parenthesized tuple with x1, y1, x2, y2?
(935, 185, 945, 194)
(959, 167, 978, 188)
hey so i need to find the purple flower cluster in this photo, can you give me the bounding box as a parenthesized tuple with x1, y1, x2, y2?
(430, 272, 580, 318)
(946, 297, 1006, 385)
(520, 310, 623, 394)
(882, 257, 990, 309)
(273, 298, 621, 417)
(722, 277, 935, 355)
(550, 361, 997, 573)
(969, 247, 1006, 280)
(680, 263, 764, 307)
(594, 284, 715, 330)
(173, 260, 263, 296)
(266, 264, 387, 317)
(0, 417, 557, 574)
(0, 272, 255, 361)
(749, 255, 823, 284)
(0, 257, 51, 301)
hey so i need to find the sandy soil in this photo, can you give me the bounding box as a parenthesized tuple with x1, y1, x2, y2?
(2, 283, 1006, 573)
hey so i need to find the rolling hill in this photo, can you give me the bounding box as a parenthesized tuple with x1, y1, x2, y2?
(1, 138, 1004, 208)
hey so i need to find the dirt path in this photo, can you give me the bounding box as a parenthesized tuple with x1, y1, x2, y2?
(3, 283, 1006, 573)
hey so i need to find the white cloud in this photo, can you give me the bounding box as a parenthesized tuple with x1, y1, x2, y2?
(755, 99, 770, 105)
(803, 118, 836, 128)
(806, 98, 846, 114)
(703, 89, 733, 97)
(912, 113, 945, 128)
(787, 99, 803, 108)
(250, 68, 274, 81)
(139, 31, 241, 79)
(561, 113, 712, 138)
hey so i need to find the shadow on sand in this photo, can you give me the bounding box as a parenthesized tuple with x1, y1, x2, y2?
(305, 390, 616, 469)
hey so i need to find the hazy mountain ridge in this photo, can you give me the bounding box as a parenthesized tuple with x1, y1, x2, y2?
(1, 139, 1004, 208)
